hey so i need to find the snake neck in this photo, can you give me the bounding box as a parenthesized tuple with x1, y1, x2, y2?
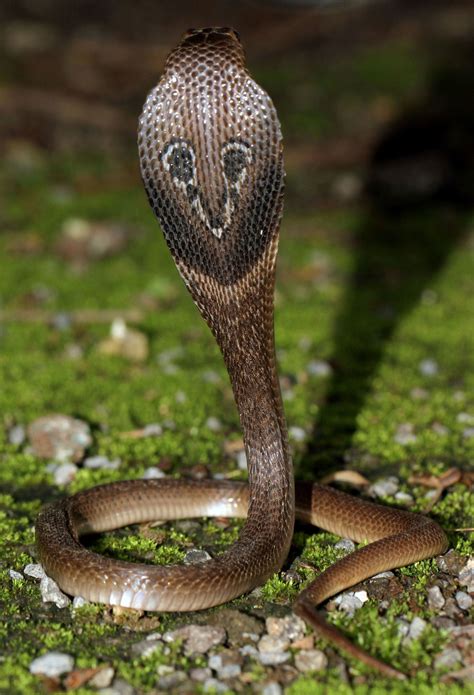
(183, 254, 295, 575)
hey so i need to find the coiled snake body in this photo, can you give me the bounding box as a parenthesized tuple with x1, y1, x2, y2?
(36, 28, 448, 679)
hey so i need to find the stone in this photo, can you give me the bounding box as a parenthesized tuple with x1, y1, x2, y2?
(434, 648, 462, 670)
(8, 424, 25, 445)
(88, 667, 115, 688)
(393, 423, 417, 445)
(394, 491, 414, 505)
(163, 624, 226, 655)
(307, 360, 332, 377)
(258, 634, 291, 665)
(98, 319, 149, 363)
(262, 683, 283, 695)
(419, 358, 438, 376)
(190, 667, 212, 682)
(30, 651, 74, 678)
(404, 616, 427, 643)
(9, 569, 23, 581)
(335, 590, 368, 616)
(206, 417, 222, 432)
(157, 671, 186, 689)
(208, 651, 242, 679)
(427, 585, 445, 610)
(131, 638, 162, 658)
(370, 476, 399, 497)
(24, 563, 45, 579)
(28, 414, 92, 462)
(289, 426, 306, 442)
(183, 549, 212, 564)
(458, 558, 474, 593)
(53, 462, 78, 485)
(83, 455, 120, 470)
(39, 576, 71, 608)
(294, 648, 328, 672)
(455, 591, 472, 611)
(334, 539, 356, 554)
(142, 467, 166, 479)
(265, 615, 306, 642)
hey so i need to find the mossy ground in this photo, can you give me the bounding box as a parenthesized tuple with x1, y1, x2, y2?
(0, 33, 473, 695)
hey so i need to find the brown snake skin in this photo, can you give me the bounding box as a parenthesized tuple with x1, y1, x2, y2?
(36, 28, 449, 679)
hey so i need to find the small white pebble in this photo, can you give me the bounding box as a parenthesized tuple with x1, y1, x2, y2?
(258, 651, 290, 666)
(183, 549, 212, 564)
(9, 569, 23, 581)
(370, 476, 399, 497)
(294, 648, 328, 673)
(419, 358, 438, 376)
(24, 563, 46, 580)
(258, 635, 290, 653)
(307, 360, 332, 377)
(30, 651, 74, 677)
(372, 571, 395, 580)
(8, 424, 25, 445)
(83, 456, 120, 470)
(72, 596, 88, 609)
(404, 616, 427, 643)
(456, 412, 474, 424)
(142, 423, 163, 436)
(335, 590, 368, 617)
(206, 417, 222, 432)
(88, 667, 115, 688)
(262, 682, 283, 695)
(239, 644, 258, 657)
(394, 491, 414, 505)
(458, 558, 474, 593)
(53, 462, 78, 485)
(462, 427, 474, 439)
(142, 467, 166, 479)
(289, 426, 306, 442)
(203, 678, 228, 693)
(455, 590, 472, 611)
(394, 423, 417, 446)
(265, 615, 306, 642)
(428, 585, 445, 610)
(335, 539, 356, 554)
(434, 648, 462, 670)
(40, 576, 71, 608)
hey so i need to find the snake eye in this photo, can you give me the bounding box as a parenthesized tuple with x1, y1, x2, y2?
(162, 140, 196, 185)
(222, 141, 252, 186)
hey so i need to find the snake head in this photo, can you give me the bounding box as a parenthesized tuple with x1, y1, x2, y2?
(138, 27, 285, 307)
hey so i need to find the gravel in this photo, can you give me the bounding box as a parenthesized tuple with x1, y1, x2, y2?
(163, 625, 226, 655)
(294, 648, 328, 672)
(393, 423, 417, 445)
(427, 585, 445, 610)
(53, 462, 78, 485)
(403, 616, 427, 643)
(334, 590, 368, 616)
(434, 648, 462, 670)
(370, 476, 399, 497)
(419, 358, 439, 376)
(183, 549, 212, 564)
(30, 651, 74, 678)
(39, 576, 71, 608)
(83, 455, 120, 470)
(266, 615, 305, 643)
(27, 414, 92, 462)
(455, 590, 472, 611)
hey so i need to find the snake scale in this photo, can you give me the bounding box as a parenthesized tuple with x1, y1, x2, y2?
(36, 28, 449, 679)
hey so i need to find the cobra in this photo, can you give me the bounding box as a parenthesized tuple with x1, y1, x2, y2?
(36, 27, 448, 679)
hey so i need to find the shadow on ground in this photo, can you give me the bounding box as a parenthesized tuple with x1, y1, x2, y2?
(301, 38, 474, 477)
